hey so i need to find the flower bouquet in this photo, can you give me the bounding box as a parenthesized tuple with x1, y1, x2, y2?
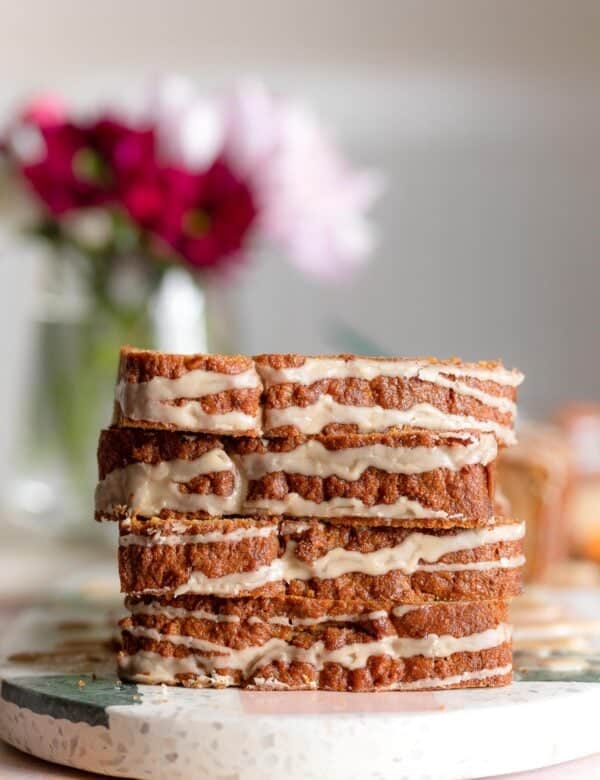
(0, 76, 381, 532)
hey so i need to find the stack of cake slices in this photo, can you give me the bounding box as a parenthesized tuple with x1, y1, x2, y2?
(96, 347, 525, 691)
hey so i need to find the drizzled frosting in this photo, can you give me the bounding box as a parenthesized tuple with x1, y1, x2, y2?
(116, 366, 260, 433)
(122, 623, 511, 676)
(240, 433, 498, 480)
(96, 449, 242, 517)
(122, 522, 525, 596)
(257, 357, 522, 387)
(266, 400, 516, 444)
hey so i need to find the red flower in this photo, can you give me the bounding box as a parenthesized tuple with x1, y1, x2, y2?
(124, 158, 257, 269)
(17, 117, 155, 216)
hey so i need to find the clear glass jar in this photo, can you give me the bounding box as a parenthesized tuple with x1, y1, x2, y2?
(2, 245, 226, 541)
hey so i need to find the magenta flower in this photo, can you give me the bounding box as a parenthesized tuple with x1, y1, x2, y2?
(124, 159, 257, 269)
(10, 113, 155, 216)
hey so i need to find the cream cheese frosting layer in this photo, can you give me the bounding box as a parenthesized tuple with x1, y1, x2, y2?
(380, 664, 512, 691)
(257, 357, 523, 387)
(265, 400, 517, 444)
(240, 433, 497, 480)
(121, 623, 511, 677)
(120, 523, 277, 547)
(127, 601, 416, 627)
(123, 521, 525, 596)
(115, 367, 261, 432)
(96, 449, 242, 517)
(116, 394, 257, 433)
(119, 653, 512, 689)
(247, 665, 513, 690)
(117, 366, 261, 402)
(167, 553, 525, 598)
(243, 493, 454, 521)
(167, 554, 523, 597)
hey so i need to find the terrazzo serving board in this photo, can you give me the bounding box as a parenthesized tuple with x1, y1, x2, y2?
(1, 600, 600, 780)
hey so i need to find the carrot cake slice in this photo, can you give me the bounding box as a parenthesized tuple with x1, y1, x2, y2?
(118, 515, 524, 602)
(255, 354, 523, 445)
(118, 596, 513, 690)
(113, 347, 262, 436)
(97, 428, 498, 524)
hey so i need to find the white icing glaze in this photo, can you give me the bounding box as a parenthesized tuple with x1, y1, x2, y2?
(120, 657, 512, 689)
(257, 357, 523, 388)
(250, 676, 301, 690)
(392, 605, 424, 617)
(96, 450, 242, 517)
(128, 602, 242, 623)
(129, 602, 409, 627)
(122, 623, 511, 677)
(119, 398, 256, 433)
(172, 562, 281, 596)
(117, 366, 260, 401)
(243, 492, 453, 520)
(120, 524, 277, 547)
(382, 664, 512, 691)
(136, 523, 525, 596)
(267, 610, 391, 627)
(417, 555, 525, 572)
(240, 434, 497, 480)
(116, 368, 260, 432)
(284, 524, 524, 579)
(119, 657, 512, 688)
(417, 366, 516, 413)
(265, 399, 516, 444)
(157, 552, 525, 599)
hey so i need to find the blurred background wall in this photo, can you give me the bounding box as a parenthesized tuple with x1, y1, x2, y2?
(0, 0, 599, 484)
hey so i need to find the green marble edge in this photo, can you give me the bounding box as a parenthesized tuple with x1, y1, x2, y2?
(1, 675, 140, 728)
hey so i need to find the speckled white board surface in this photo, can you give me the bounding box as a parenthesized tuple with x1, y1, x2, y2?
(1, 605, 599, 780)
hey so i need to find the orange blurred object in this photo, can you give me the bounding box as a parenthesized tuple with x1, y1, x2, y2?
(556, 404, 600, 563)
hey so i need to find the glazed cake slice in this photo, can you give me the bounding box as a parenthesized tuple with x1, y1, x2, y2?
(255, 354, 523, 445)
(118, 596, 513, 691)
(118, 515, 524, 602)
(113, 347, 262, 436)
(96, 428, 498, 525)
(232, 430, 497, 524)
(95, 428, 243, 521)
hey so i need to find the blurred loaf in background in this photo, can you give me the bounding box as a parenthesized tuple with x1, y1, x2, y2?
(498, 423, 572, 582)
(498, 409, 600, 584)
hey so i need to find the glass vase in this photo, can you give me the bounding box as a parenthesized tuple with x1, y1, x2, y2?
(2, 246, 225, 541)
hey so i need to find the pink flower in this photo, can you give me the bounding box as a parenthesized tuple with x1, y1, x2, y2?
(223, 82, 382, 282)
(21, 93, 68, 128)
(142, 76, 225, 171)
(124, 158, 257, 269)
